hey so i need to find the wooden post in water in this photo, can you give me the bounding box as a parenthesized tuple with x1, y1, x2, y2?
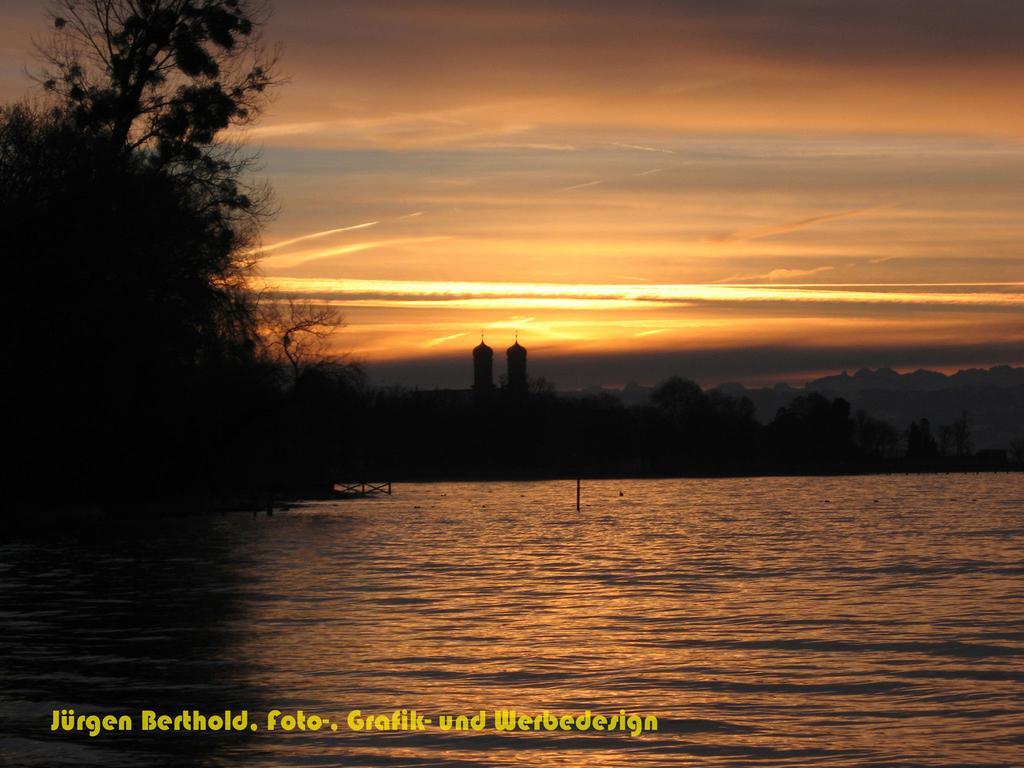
(576, 478, 581, 511)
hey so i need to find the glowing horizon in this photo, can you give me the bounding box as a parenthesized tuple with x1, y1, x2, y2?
(2, 0, 1022, 385)
(258, 276, 1023, 369)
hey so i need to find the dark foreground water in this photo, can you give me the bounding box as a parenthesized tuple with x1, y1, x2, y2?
(2, 475, 1022, 767)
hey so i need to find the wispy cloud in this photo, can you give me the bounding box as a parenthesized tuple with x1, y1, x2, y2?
(560, 180, 604, 192)
(245, 121, 329, 139)
(423, 332, 468, 347)
(262, 237, 453, 269)
(612, 142, 676, 154)
(488, 316, 537, 329)
(478, 142, 577, 151)
(712, 208, 874, 243)
(260, 277, 1024, 309)
(261, 221, 380, 252)
(716, 266, 836, 283)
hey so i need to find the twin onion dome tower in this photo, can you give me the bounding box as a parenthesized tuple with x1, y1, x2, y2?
(473, 333, 527, 396)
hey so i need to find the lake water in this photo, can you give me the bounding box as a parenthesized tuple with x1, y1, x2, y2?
(2, 475, 1022, 767)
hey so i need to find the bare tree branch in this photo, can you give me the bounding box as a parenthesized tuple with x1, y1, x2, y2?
(261, 297, 346, 382)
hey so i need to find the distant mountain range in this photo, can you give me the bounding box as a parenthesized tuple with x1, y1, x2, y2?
(573, 366, 1024, 450)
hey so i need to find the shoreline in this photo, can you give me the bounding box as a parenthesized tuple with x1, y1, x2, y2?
(7, 465, 1019, 530)
(384, 464, 1022, 484)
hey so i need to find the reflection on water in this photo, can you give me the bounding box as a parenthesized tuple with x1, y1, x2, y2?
(2, 475, 1022, 767)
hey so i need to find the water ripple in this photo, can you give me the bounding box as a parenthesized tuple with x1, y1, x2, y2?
(1, 474, 1022, 767)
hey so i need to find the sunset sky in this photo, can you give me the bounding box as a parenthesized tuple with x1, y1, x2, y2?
(3, 0, 1022, 388)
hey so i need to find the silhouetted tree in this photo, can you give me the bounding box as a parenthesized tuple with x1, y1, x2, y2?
(938, 424, 955, 457)
(905, 418, 939, 460)
(936, 412, 972, 458)
(34, 0, 280, 353)
(651, 377, 704, 426)
(1010, 437, 1024, 467)
(643, 377, 760, 470)
(951, 411, 972, 457)
(2, 1, 281, 508)
(41, 0, 277, 162)
(855, 409, 899, 459)
(769, 393, 855, 465)
(262, 297, 346, 383)
(528, 376, 557, 397)
(274, 362, 367, 496)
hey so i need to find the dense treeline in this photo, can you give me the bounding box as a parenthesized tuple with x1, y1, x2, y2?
(2, 0, 289, 510)
(339, 379, 1016, 485)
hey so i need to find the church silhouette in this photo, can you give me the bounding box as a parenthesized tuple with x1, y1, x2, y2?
(473, 334, 527, 398)
(408, 335, 531, 407)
